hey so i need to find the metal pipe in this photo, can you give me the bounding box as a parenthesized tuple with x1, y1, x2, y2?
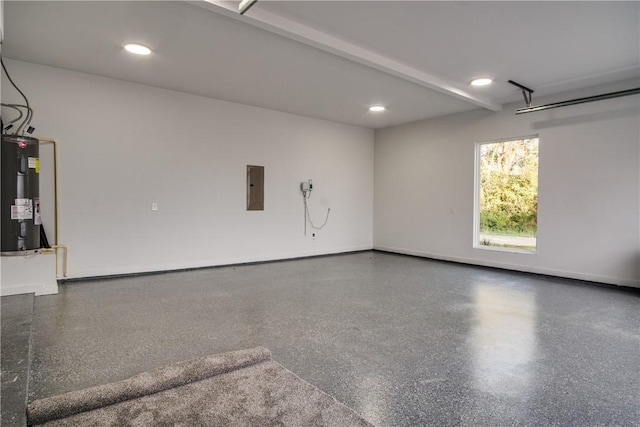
(508, 80, 535, 93)
(41, 245, 69, 278)
(516, 88, 640, 115)
(508, 80, 534, 107)
(36, 137, 69, 278)
(36, 138, 59, 245)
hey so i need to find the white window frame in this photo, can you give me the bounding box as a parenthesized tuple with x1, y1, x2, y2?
(473, 135, 539, 254)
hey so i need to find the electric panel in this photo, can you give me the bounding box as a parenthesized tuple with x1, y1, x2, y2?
(247, 165, 264, 211)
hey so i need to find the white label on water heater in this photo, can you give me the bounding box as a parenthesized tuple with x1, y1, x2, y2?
(11, 205, 33, 220)
(28, 157, 37, 169)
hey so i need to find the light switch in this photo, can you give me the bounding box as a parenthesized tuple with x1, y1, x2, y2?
(152, 202, 158, 211)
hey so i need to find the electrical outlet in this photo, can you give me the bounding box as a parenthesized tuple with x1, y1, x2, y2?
(152, 202, 158, 211)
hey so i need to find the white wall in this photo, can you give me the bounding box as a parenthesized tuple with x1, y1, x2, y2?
(2, 59, 374, 279)
(0, 0, 4, 43)
(3, 59, 637, 287)
(375, 80, 640, 287)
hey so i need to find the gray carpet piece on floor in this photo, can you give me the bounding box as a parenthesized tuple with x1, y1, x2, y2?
(27, 347, 374, 427)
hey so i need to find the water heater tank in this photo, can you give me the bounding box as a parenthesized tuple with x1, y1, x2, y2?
(1, 134, 41, 253)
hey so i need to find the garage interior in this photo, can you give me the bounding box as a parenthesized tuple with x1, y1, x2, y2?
(1, 1, 639, 426)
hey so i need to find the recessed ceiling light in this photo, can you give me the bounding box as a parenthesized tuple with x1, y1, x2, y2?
(470, 78, 493, 87)
(369, 105, 386, 112)
(124, 43, 151, 55)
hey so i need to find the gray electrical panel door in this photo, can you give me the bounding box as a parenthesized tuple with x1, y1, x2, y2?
(247, 165, 264, 211)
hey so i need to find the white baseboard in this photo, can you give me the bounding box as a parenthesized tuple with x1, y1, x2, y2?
(374, 245, 640, 288)
(63, 245, 374, 280)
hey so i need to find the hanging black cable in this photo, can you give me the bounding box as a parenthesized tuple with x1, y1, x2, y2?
(1, 58, 31, 134)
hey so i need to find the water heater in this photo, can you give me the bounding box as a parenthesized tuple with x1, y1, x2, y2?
(1, 134, 40, 253)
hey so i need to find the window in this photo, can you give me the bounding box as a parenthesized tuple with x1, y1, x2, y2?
(474, 136, 539, 252)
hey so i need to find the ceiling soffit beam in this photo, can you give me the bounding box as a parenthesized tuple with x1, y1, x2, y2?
(193, 1, 502, 112)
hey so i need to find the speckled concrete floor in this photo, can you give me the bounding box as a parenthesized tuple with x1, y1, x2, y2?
(1, 294, 34, 426)
(2, 251, 639, 426)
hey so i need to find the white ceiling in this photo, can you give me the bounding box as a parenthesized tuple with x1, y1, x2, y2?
(2, 1, 639, 129)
